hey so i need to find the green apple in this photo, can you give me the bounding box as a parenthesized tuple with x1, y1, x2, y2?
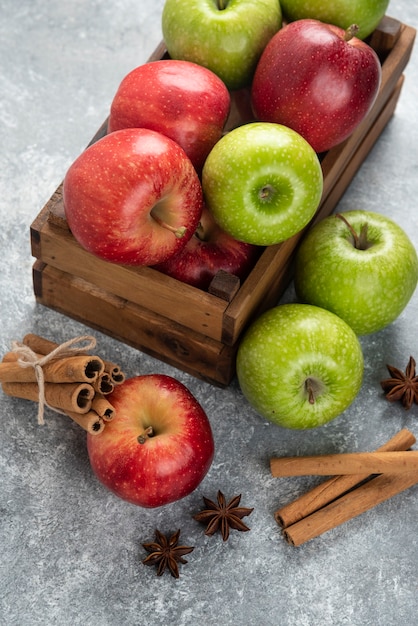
(161, 0, 282, 90)
(236, 303, 364, 429)
(202, 122, 323, 246)
(279, 0, 389, 40)
(294, 211, 418, 336)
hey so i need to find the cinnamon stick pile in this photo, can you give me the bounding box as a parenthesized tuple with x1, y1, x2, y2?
(270, 428, 418, 546)
(0, 333, 126, 435)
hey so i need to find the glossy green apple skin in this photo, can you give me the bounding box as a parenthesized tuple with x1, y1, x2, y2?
(202, 123, 323, 246)
(236, 304, 364, 429)
(279, 0, 389, 40)
(294, 211, 418, 336)
(161, 0, 282, 90)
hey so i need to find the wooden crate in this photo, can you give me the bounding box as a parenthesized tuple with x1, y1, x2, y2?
(30, 17, 416, 386)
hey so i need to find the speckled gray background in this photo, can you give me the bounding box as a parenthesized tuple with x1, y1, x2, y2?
(1, 1, 418, 624)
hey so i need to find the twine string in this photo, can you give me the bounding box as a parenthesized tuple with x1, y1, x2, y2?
(10, 335, 97, 425)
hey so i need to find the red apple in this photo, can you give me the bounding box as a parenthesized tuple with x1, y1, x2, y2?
(107, 59, 231, 172)
(251, 19, 382, 153)
(87, 375, 215, 508)
(63, 128, 203, 266)
(153, 204, 262, 290)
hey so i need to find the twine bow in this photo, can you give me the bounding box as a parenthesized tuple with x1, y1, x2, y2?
(10, 335, 97, 425)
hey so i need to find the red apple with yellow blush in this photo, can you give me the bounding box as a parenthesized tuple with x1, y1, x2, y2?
(87, 375, 215, 508)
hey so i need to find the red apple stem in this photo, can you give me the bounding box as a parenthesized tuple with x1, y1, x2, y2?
(138, 426, 154, 444)
(152, 213, 187, 239)
(344, 24, 360, 42)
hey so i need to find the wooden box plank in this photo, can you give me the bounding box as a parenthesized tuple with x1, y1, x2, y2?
(31, 216, 229, 340)
(32, 261, 236, 386)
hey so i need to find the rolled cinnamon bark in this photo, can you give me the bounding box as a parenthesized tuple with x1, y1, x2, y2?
(283, 470, 418, 547)
(91, 393, 116, 421)
(0, 359, 37, 383)
(270, 450, 418, 477)
(64, 410, 105, 435)
(21, 334, 102, 371)
(21, 333, 124, 387)
(103, 361, 126, 385)
(2, 350, 44, 363)
(275, 429, 416, 528)
(0, 352, 104, 384)
(93, 372, 114, 395)
(23, 333, 64, 355)
(2, 381, 95, 414)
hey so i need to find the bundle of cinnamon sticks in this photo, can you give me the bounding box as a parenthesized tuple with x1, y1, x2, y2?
(0, 333, 125, 435)
(270, 428, 418, 546)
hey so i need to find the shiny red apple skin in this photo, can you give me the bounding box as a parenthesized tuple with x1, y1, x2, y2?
(154, 204, 262, 290)
(87, 375, 215, 508)
(251, 19, 382, 153)
(63, 128, 203, 266)
(108, 59, 231, 172)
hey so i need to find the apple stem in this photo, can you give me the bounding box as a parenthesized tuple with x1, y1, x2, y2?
(336, 213, 370, 250)
(259, 184, 275, 201)
(344, 24, 360, 42)
(138, 426, 154, 444)
(305, 378, 316, 405)
(217, 0, 227, 9)
(152, 213, 187, 239)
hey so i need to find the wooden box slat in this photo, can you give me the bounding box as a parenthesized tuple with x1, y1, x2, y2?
(30, 17, 416, 386)
(32, 261, 236, 385)
(30, 217, 230, 339)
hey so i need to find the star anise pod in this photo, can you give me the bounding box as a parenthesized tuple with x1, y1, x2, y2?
(142, 529, 194, 578)
(193, 490, 254, 541)
(380, 356, 418, 410)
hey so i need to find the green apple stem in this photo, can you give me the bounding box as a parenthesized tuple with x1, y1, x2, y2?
(304, 377, 326, 404)
(259, 184, 276, 201)
(336, 213, 370, 250)
(151, 213, 187, 239)
(344, 24, 360, 41)
(216, 0, 227, 9)
(138, 426, 154, 444)
(305, 378, 316, 405)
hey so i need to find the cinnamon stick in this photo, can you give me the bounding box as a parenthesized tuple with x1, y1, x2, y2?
(64, 410, 105, 435)
(1, 333, 126, 433)
(21, 333, 124, 390)
(0, 352, 104, 384)
(283, 469, 418, 547)
(22, 333, 62, 355)
(103, 361, 126, 385)
(91, 393, 116, 421)
(275, 429, 416, 528)
(270, 450, 418, 477)
(93, 372, 114, 395)
(2, 381, 94, 414)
